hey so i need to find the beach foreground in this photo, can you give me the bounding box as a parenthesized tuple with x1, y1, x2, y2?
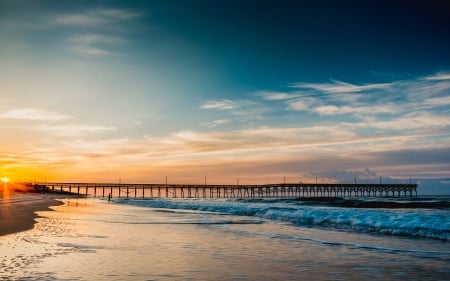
(1, 196, 449, 281)
(0, 185, 66, 236)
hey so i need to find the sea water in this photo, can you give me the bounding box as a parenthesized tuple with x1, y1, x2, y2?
(1, 197, 449, 280)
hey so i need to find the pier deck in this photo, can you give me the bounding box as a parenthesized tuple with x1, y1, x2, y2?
(31, 182, 418, 199)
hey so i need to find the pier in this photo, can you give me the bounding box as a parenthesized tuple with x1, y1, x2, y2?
(31, 182, 418, 199)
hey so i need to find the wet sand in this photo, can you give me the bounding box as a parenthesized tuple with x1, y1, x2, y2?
(0, 184, 68, 236)
(1, 195, 449, 280)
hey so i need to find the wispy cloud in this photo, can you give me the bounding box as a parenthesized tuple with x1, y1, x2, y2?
(38, 125, 360, 165)
(313, 104, 400, 116)
(70, 45, 113, 56)
(27, 125, 449, 181)
(50, 8, 142, 28)
(69, 33, 127, 56)
(202, 119, 231, 128)
(259, 91, 300, 100)
(47, 8, 143, 56)
(201, 99, 237, 110)
(364, 112, 450, 131)
(424, 72, 450, 81)
(425, 96, 450, 106)
(70, 34, 127, 45)
(35, 124, 115, 136)
(201, 99, 268, 125)
(291, 80, 392, 94)
(2, 8, 142, 31)
(271, 73, 450, 125)
(0, 108, 115, 136)
(0, 108, 70, 121)
(199, 73, 449, 155)
(286, 98, 316, 111)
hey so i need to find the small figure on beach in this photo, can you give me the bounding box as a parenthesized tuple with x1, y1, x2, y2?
(108, 193, 111, 202)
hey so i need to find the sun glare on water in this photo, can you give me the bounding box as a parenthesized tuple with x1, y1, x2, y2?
(1, 177, 9, 183)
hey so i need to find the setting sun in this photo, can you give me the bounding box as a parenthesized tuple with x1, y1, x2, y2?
(1, 177, 9, 183)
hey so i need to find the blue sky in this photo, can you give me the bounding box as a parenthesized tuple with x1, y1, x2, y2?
(1, 0, 450, 193)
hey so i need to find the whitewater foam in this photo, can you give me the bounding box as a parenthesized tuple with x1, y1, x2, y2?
(113, 198, 450, 240)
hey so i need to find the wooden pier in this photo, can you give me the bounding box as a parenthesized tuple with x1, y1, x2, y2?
(31, 182, 418, 199)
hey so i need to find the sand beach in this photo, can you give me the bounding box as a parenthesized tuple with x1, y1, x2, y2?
(0, 184, 66, 236)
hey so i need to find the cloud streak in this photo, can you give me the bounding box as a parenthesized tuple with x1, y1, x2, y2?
(292, 80, 391, 94)
(69, 33, 127, 56)
(201, 99, 237, 110)
(0, 108, 70, 121)
(424, 72, 450, 81)
(46, 8, 143, 56)
(202, 119, 231, 128)
(0, 107, 115, 138)
(35, 124, 115, 137)
(272, 74, 450, 131)
(50, 8, 142, 28)
(259, 91, 301, 101)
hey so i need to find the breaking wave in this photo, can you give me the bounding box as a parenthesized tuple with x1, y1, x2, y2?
(114, 198, 450, 241)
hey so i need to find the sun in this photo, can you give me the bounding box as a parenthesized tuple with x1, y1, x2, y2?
(1, 177, 9, 183)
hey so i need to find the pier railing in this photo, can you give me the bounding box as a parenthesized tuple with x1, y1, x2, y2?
(30, 182, 418, 199)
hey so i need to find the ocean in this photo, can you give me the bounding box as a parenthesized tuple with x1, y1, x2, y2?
(1, 196, 449, 280)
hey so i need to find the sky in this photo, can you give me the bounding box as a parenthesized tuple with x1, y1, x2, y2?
(1, 0, 450, 193)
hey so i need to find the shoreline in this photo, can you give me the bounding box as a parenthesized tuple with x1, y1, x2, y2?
(0, 186, 70, 237)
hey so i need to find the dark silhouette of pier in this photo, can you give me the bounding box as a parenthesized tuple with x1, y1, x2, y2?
(30, 182, 418, 199)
